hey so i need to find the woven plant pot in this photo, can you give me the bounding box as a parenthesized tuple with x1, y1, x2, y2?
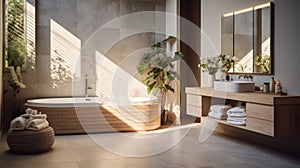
(7, 127, 55, 154)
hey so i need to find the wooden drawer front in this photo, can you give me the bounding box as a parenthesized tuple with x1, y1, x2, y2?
(187, 104, 202, 117)
(246, 103, 274, 121)
(187, 94, 202, 106)
(247, 117, 274, 136)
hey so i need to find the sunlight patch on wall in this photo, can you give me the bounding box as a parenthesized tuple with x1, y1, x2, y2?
(50, 19, 81, 88)
(26, 1, 35, 69)
(235, 50, 253, 73)
(95, 51, 148, 99)
(262, 37, 270, 56)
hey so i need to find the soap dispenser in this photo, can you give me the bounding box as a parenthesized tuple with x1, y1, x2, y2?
(270, 77, 275, 92)
(275, 80, 282, 94)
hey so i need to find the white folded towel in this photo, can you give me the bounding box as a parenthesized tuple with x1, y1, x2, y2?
(227, 107, 246, 117)
(25, 118, 49, 131)
(208, 111, 227, 120)
(32, 114, 47, 119)
(227, 116, 246, 122)
(10, 117, 27, 131)
(210, 105, 232, 114)
(227, 120, 246, 126)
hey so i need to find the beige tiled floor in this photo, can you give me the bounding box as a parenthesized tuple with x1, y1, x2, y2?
(1, 124, 300, 168)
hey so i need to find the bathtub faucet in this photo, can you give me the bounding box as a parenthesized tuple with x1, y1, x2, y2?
(85, 75, 92, 97)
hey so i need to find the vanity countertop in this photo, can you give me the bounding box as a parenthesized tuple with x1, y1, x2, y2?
(186, 87, 300, 106)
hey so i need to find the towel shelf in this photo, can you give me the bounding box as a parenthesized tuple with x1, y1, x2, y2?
(186, 87, 300, 137)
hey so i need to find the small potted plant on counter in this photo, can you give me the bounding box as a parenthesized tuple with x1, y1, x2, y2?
(199, 56, 220, 87)
(219, 54, 236, 81)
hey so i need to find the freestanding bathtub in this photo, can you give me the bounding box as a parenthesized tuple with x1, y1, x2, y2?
(25, 97, 161, 134)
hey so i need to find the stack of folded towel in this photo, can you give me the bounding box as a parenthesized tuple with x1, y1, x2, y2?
(10, 108, 49, 131)
(208, 104, 232, 120)
(226, 107, 246, 125)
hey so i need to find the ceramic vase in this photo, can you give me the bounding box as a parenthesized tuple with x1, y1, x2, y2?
(208, 74, 215, 88)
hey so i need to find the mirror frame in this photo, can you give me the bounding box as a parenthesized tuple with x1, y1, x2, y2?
(221, 2, 274, 75)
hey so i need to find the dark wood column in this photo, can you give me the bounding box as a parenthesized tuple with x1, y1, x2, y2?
(179, 0, 201, 124)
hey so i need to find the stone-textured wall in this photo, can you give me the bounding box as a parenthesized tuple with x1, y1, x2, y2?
(0, 1, 3, 134)
(2, 0, 166, 130)
(35, 0, 165, 97)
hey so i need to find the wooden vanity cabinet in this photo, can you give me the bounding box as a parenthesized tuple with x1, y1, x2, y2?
(186, 87, 300, 137)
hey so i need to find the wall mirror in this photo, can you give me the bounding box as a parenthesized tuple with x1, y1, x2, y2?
(221, 2, 273, 74)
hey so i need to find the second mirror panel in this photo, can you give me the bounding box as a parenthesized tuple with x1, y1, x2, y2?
(234, 9, 253, 73)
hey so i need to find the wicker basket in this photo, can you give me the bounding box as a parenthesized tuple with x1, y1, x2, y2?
(7, 127, 55, 154)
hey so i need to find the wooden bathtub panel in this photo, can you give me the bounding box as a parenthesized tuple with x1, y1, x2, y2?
(26, 103, 161, 134)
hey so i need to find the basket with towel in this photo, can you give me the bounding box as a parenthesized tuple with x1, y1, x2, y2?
(208, 104, 232, 120)
(10, 108, 49, 131)
(7, 108, 54, 154)
(226, 107, 246, 126)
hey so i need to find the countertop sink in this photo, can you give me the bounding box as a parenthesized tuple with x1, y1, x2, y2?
(214, 81, 255, 93)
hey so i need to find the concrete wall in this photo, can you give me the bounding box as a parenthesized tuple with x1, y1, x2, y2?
(0, 1, 3, 134)
(2, 0, 166, 130)
(274, 0, 300, 94)
(35, 0, 165, 98)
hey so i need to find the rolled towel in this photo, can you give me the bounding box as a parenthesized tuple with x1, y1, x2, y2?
(20, 113, 31, 119)
(25, 108, 33, 114)
(210, 105, 232, 114)
(10, 117, 27, 131)
(31, 114, 47, 119)
(208, 111, 215, 118)
(25, 118, 49, 131)
(25, 108, 38, 115)
(21, 113, 47, 119)
(227, 107, 246, 117)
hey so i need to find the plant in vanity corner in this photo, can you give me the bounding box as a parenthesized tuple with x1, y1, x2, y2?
(137, 36, 183, 125)
(218, 54, 236, 81)
(255, 55, 271, 73)
(219, 54, 236, 73)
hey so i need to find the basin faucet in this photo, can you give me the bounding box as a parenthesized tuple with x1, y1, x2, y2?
(238, 75, 253, 81)
(85, 75, 92, 97)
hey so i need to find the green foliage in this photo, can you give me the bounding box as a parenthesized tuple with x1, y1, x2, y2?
(255, 55, 271, 73)
(218, 54, 235, 73)
(200, 57, 220, 75)
(5, 0, 27, 68)
(5, 0, 27, 96)
(7, 66, 26, 96)
(7, 39, 26, 67)
(6, 0, 25, 43)
(137, 36, 183, 95)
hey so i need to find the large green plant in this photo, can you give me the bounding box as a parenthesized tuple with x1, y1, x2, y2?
(137, 36, 183, 124)
(137, 36, 183, 96)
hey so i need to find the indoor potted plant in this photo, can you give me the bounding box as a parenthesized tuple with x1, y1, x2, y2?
(254, 55, 270, 73)
(137, 36, 183, 125)
(199, 56, 220, 87)
(219, 54, 236, 81)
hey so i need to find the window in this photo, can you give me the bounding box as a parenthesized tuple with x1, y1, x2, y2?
(4, 0, 27, 69)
